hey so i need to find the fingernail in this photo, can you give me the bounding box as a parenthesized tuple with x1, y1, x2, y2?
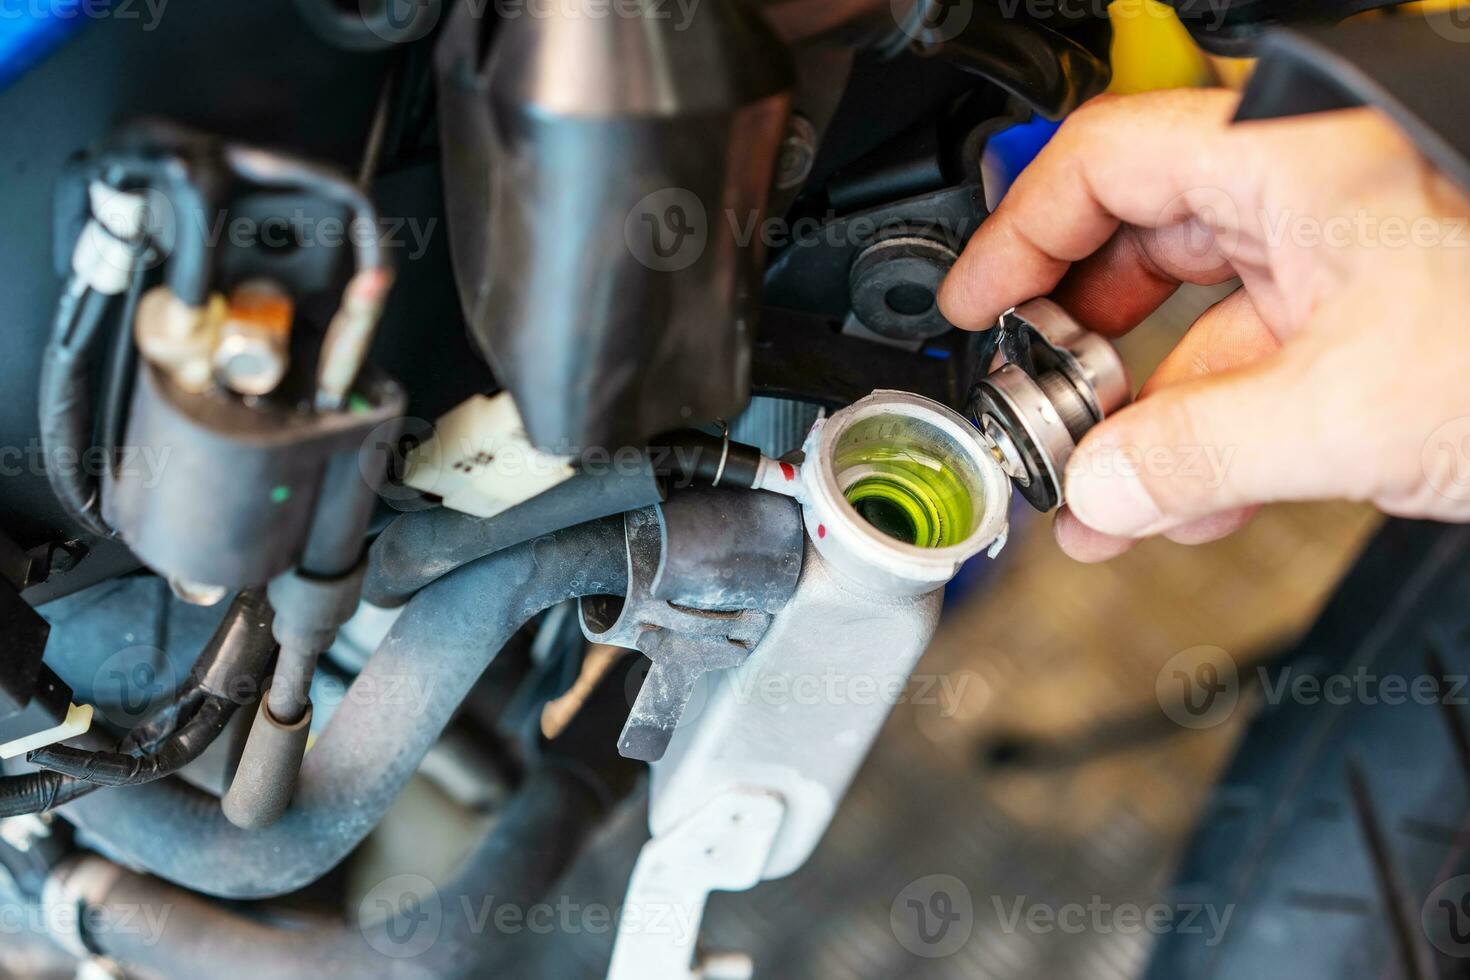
(1065, 445, 1165, 536)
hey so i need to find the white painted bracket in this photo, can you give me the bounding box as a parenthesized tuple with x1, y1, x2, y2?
(607, 788, 785, 980)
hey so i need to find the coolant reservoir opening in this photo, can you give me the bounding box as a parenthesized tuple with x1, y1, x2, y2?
(799, 390, 1013, 597)
(834, 413, 982, 549)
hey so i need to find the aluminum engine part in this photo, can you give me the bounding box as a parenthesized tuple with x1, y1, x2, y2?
(609, 523, 944, 980)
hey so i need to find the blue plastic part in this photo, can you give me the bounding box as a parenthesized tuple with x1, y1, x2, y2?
(0, 3, 93, 92)
(980, 115, 1062, 209)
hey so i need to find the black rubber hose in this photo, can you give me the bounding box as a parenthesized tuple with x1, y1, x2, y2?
(0, 771, 97, 818)
(59, 766, 608, 979)
(223, 144, 384, 273)
(656, 429, 765, 489)
(96, 263, 146, 478)
(363, 463, 662, 608)
(38, 282, 114, 538)
(61, 517, 630, 899)
(29, 696, 235, 786)
(0, 591, 273, 814)
(54, 659, 645, 978)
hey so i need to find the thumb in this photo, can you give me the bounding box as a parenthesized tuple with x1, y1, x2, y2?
(1062, 339, 1362, 537)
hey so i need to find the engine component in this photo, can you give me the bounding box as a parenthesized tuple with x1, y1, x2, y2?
(790, 299, 1129, 593)
(42, 657, 644, 979)
(796, 388, 1013, 596)
(847, 230, 959, 341)
(902, 0, 1112, 119)
(0, 562, 89, 762)
(212, 279, 294, 397)
(434, 0, 794, 450)
(581, 490, 803, 762)
(221, 560, 368, 830)
(44, 122, 408, 600)
(402, 392, 576, 520)
(101, 365, 404, 590)
(59, 518, 629, 899)
(611, 491, 948, 978)
(363, 455, 666, 608)
(2, 590, 274, 817)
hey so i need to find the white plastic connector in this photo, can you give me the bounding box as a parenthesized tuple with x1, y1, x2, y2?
(0, 703, 94, 761)
(403, 393, 575, 519)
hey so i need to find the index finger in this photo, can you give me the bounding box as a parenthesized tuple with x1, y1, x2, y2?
(938, 89, 1249, 331)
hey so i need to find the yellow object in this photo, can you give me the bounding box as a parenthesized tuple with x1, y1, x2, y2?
(1107, 0, 1213, 93)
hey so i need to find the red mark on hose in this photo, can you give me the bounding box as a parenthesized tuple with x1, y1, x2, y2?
(779, 461, 795, 482)
(817, 524, 826, 539)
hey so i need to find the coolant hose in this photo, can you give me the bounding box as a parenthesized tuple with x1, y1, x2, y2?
(61, 517, 629, 899)
(363, 463, 662, 607)
(51, 763, 610, 980)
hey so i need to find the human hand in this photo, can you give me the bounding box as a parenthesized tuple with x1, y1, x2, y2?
(938, 88, 1470, 561)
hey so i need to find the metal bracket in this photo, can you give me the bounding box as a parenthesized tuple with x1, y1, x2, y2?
(581, 490, 804, 762)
